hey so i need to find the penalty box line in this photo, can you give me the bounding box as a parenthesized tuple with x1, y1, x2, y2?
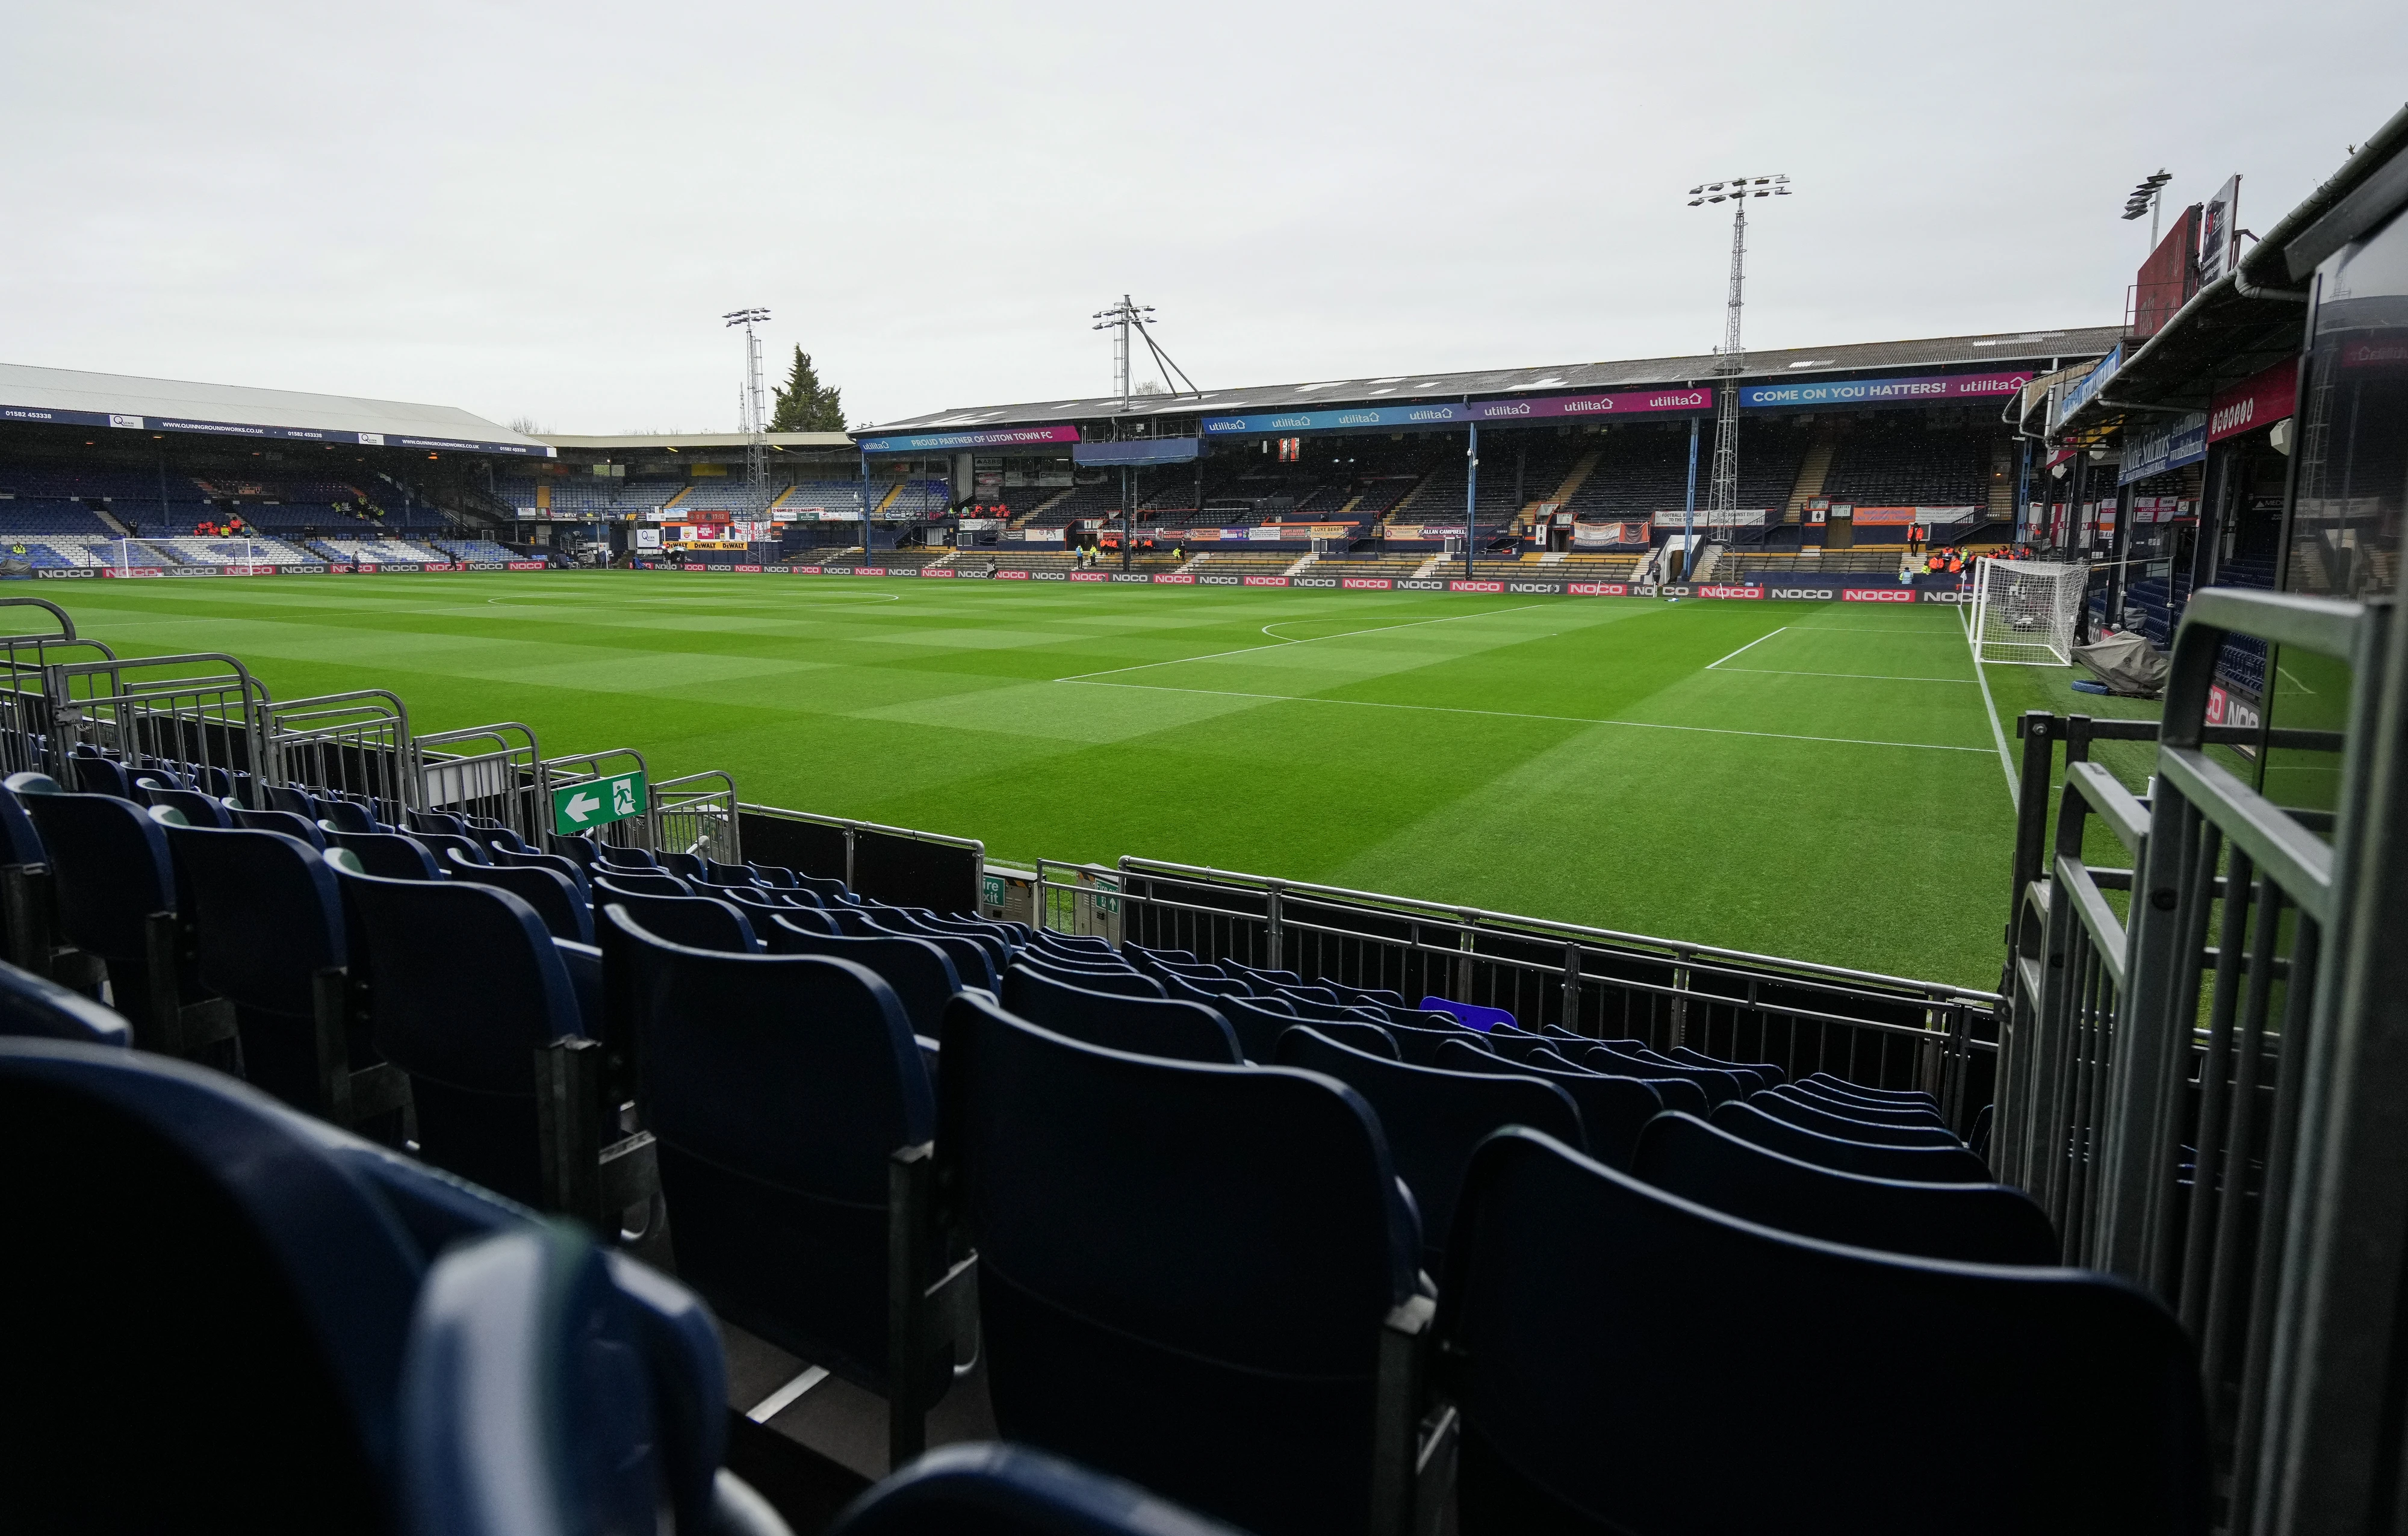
(1055, 678, 1994, 755)
(1056, 602, 1559, 683)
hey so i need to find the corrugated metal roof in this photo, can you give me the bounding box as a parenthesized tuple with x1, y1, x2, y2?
(539, 432, 854, 451)
(0, 361, 551, 456)
(858, 326, 2123, 435)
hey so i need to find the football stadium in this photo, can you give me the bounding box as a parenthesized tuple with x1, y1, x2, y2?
(5, 42, 2407, 1536)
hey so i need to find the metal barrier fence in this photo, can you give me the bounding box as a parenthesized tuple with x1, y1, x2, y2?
(1039, 856, 2000, 1121)
(415, 722, 544, 840)
(541, 749, 653, 855)
(0, 598, 111, 778)
(260, 690, 414, 825)
(1988, 588, 2393, 1535)
(653, 771, 740, 864)
(738, 804, 983, 914)
(40, 652, 268, 791)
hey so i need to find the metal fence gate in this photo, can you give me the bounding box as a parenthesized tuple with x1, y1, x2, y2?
(260, 690, 415, 826)
(39, 652, 269, 792)
(415, 722, 544, 841)
(1989, 588, 2401, 1535)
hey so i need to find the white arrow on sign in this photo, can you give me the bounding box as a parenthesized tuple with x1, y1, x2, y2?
(563, 790, 602, 825)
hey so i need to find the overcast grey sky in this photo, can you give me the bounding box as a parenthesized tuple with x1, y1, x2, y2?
(2, 2, 2398, 433)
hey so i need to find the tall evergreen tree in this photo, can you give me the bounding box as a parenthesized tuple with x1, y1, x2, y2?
(769, 345, 846, 432)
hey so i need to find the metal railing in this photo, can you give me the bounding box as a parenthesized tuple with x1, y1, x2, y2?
(1059, 856, 1999, 1119)
(260, 690, 414, 825)
(541, 749, 653, 854)
(653, 771, 739, 864)
(0, 598, 112, 777)
(39, 652, 269, 790)
(1990, 588, 2386, 1534)
(415, 722, 544, 840)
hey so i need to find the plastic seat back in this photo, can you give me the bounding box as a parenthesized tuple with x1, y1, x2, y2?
(825, 1442, 1250, 1536)
(330, 864, 583, 1204)
(761, 918, 961, 1037)
(0, 778, 46, 864)
(0, 958, 131, 1046)
(1586, 1043, 1746, 1104)
(1633, 1111, 2056, 1265)
(1805, 1070, 1935, 1106)
(326, 829, 442, 881)
(317, 797, 378, 835)
(408, 809, 470, 838)
(597, 868, 690, 897)
(1711, 1100, 1993, 1183)
(1785, 1079, 1951, 1128)
(1755, 1088, 1962, 1148)
(592, 879, 757, 953)
(265, 784, 318, 819)
(14, 780, 176, 960)
(1206, 989, 1300, 1061)
(162, 824, 348, 1107)
(494, 843, 591, 899)
(70, 752, 136, 799)
(605, 907, 932, 1393)
(146, 785, 235, 829)
(233, 806, 328, 849)
(1016, 952, 1162, 999)
(864, 913, 998, 992)
(938, 994, 1418, 1536)
(450, 850, 592, 944)
(1000, 964, 1240, 1065)
(1438, 1039, 1662, 1171)
(1435, 1129, 2205, 1535)
(1274, 1026, 1583, 1271)
(1671, 1045, 1787, 1086)
(1300, 1017, 1399, 1061)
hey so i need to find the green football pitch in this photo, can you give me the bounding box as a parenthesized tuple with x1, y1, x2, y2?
(32, 572, 2162, 988)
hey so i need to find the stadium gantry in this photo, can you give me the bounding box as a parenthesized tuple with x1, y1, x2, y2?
(4, 101, 2407, 1536)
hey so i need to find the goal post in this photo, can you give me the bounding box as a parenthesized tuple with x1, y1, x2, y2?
(1969, 557, 2084, 666)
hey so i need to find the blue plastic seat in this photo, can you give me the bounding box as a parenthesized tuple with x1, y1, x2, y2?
(411, 829, 490, 867)
(1014, 952, 1162, 999)
(146, 784, 236, 828)
(937, 994, 1431, 1536)
(494, 843, 592, 899)
(326, 828, 444, 881)
(761, 918, 962, 1037)
(1669, 1045, 1787, 1085)
(596, 845, 661, 871)
(827, 1442, 1247, 1536)
(408, 808, 471, 838)
(233, 805, 328, 848)
(264, 785, 318, 819)
(661, 850, 707, 881)
(602, 906, 966, 1468)
(1631, 1110, 2056, 1264)
(1527, 1045, 1706, 1117)
(1784, 1079, 1950, 1127)
(864, 913, 998, 992)
(159, 818, 402, 1123)
(1804, 1071, 1934, 1107)
(1711, 1100, 1993, 1183)
(592, 878, 758, 953)
(1586, 1043, 1748, 1104)
(999, 964, 1240, 1065)
(327, 861, 585, 1204)
(68, 750, 135, 798)
(3, 1038, 748, 1535)
(450, 847, 593, 943)
(315, 796, 378, 835)
(1274, 1026, 1584, 1271)
(594, 867, 689, 897)
(1434, 1127, 2205, 1534)
(0, 956, 130, 1045)
(1754, 1088, 1963, 1148)
(1436, 1038, 1662, 1171)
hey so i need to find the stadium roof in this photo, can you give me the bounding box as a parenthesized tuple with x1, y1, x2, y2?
(0, 361, 553, 457)
(540, 432, 852, 451)
(858, 326, 2123, 437)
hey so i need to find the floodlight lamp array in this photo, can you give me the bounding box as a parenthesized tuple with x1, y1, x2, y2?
(722, 308, 771, 327)
(1686, 174, 1790, 206)
(2121, 169, 2173, 221)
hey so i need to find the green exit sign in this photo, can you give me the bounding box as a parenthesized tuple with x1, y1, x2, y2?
(551, 770, 647, 835)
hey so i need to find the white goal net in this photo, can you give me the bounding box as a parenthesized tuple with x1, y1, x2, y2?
(1969, 558, 2085, 666)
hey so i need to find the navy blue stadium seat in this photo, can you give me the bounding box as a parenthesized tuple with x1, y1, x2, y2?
(494, 842, 592, 899)
(1586, 1043, 1747, 1105)
(409, 829, 489, 867)
(1273, 1026, 1583, 1271)
(592, 878, 758, 953)
(594, 868, 690, 897)
(1529, 1045, 1707, 1116)
(1297, 1017, 1400, 1060)
(145, 784, 235, 828)
(10, 773, 221, 1051)
(1434, 1128, 2205, 1534)
(234, 805, 328, 848)
(762, 903, 840, 935)
(408, 808, 471, 838)
(747, 862, 802, 888)
(1383, 1017, 1481, 1065)
(1711, 1100, 1993, 1183)
(999, 963, 1241, 1065)
(326, 828, 444, 881)
(2, 1038, 753, 1535)
(315, 796, 378, 836)
(398, 1220, 775, 1536)
(1785, 1078, 1950, 1127)
(1631, 1110, 2056, 1264)
(760, 918, 963, 1038)
(603, 907, 967, 1467)
(0, 955, 130, 1045)
(450, 847, 593, 943)
(1436, 1038, 1662, 1171)
(662, 850, 707, 881)
(1754, 1088, 1963, 1148)
(264, 784, 318, 819)
(937, 993, 1431, 1536)
(1805, 1071, 1934, 1106)
(864, 912, 999, 992)
(327, 861, 585, 1204)
(596, 846, 661, 871)
(827, 1442, 1247, 1536)
(1013, 952, 1162, 999)
(69, 751, 135, 799)
(1670, 1045, 1786, 1085)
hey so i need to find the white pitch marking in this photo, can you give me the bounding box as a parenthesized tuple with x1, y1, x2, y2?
(745, 1366, 831, 1423)
(1062, 602, 1556, 683)
(1056, 678, 1994, 755)
(1703, 627, 1787, 670)
(1712, 667, 1975, 685)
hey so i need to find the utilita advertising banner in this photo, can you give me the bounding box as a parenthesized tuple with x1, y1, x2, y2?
(1200, 386, 1712, 438)
(1736, 372, 2034, 409)
(858, 423, 1082, 454)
